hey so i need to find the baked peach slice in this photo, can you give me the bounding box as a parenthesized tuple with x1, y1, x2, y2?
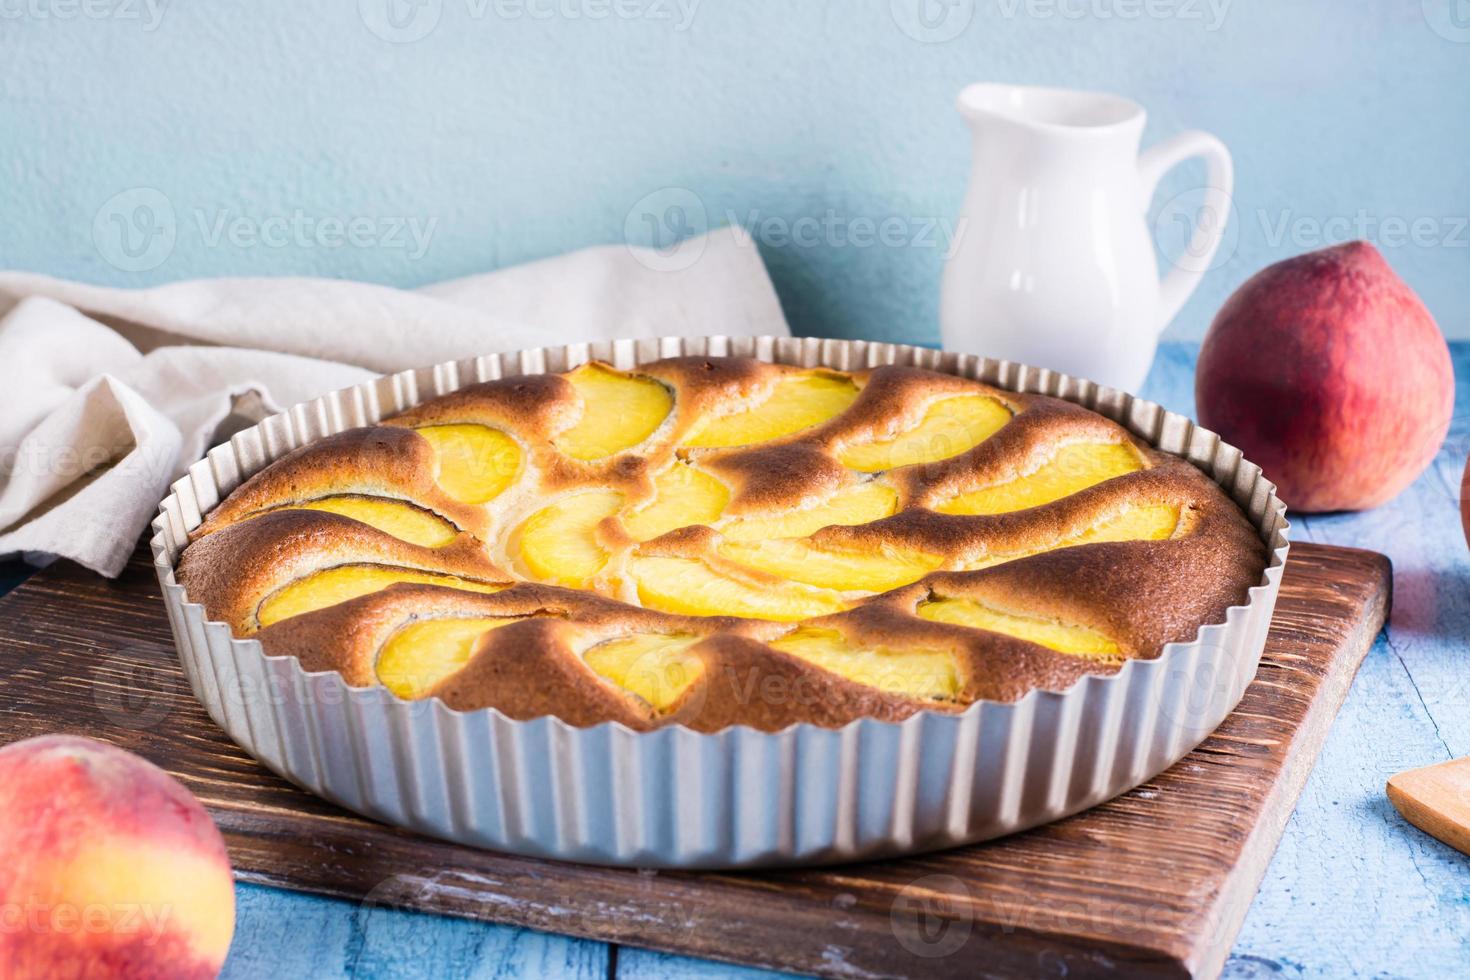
(964, 503, 1185, 571)
(627, 555, 848, 622)
(285, 496, 460, 548)
(770, 626, 962, 701)
(936, 441, 1144, 515)
(682, 370, 860, 448)
(718, 537, 943, 593)
(916, 596, 1121, 662)
(414, 423, 522, 504)
(582, 632, 706, 712)
(256, 566, 505, 628)
(718, 480, 897, 542)
(516, 489, 625, 588)
(838, 394, 1012, 472)
(555, 364, 673, 460)
(375, 616, 518, 699)
(620, 461, 729, 542)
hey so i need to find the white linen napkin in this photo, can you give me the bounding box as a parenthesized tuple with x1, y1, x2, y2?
(0, 227, 788, 576)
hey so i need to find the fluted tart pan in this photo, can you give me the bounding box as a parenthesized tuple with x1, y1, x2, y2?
(151, 335, 1289, 869)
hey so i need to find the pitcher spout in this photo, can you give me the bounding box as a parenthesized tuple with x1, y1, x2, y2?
(956, 83, 1144, 137)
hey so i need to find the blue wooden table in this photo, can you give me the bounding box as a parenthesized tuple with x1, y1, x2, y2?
(6, 342, 1467, 978)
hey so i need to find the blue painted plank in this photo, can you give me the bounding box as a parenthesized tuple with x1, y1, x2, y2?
(615, 947, 794, 980)
(221, 883, 610, 980)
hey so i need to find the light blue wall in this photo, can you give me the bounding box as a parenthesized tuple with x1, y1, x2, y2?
(2, 1, 1467, 343)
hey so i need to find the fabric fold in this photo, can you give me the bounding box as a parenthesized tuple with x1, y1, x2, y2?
(0, 228, 788, 575)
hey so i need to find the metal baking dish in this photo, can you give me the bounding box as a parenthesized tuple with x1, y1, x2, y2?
(151, 335, 1289, 869)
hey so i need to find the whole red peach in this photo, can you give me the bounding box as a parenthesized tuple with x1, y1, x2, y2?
(1462, 455, 1470, 547)
(1196, 241, 1453, 512)
(0, 736, 235, 979)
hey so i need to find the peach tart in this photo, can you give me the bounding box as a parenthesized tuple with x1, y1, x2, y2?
(178, 356, 1267, 732)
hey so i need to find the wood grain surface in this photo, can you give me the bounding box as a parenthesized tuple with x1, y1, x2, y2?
(0, 540, 1390, 980)
(1387, 756, 1470, 858)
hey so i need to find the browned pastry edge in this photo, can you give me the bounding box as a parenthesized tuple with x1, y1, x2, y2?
(179, 510, 512, 634)
(195, 427, 492, 539)
(178, 356, 1269, 731)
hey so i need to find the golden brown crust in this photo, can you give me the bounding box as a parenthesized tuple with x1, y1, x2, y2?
(180, 510, 511, 633)
(178, 355, 1269, 731)
(195, 427, 493, 539)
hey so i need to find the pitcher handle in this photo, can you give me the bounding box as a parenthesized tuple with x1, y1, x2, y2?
(1138, 131, 1234, 333)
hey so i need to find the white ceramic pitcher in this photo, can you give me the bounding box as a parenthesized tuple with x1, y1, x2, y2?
(939, 84, 1233, 392)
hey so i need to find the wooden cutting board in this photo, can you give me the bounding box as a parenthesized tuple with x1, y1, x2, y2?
(0, 541, 1390, 980)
